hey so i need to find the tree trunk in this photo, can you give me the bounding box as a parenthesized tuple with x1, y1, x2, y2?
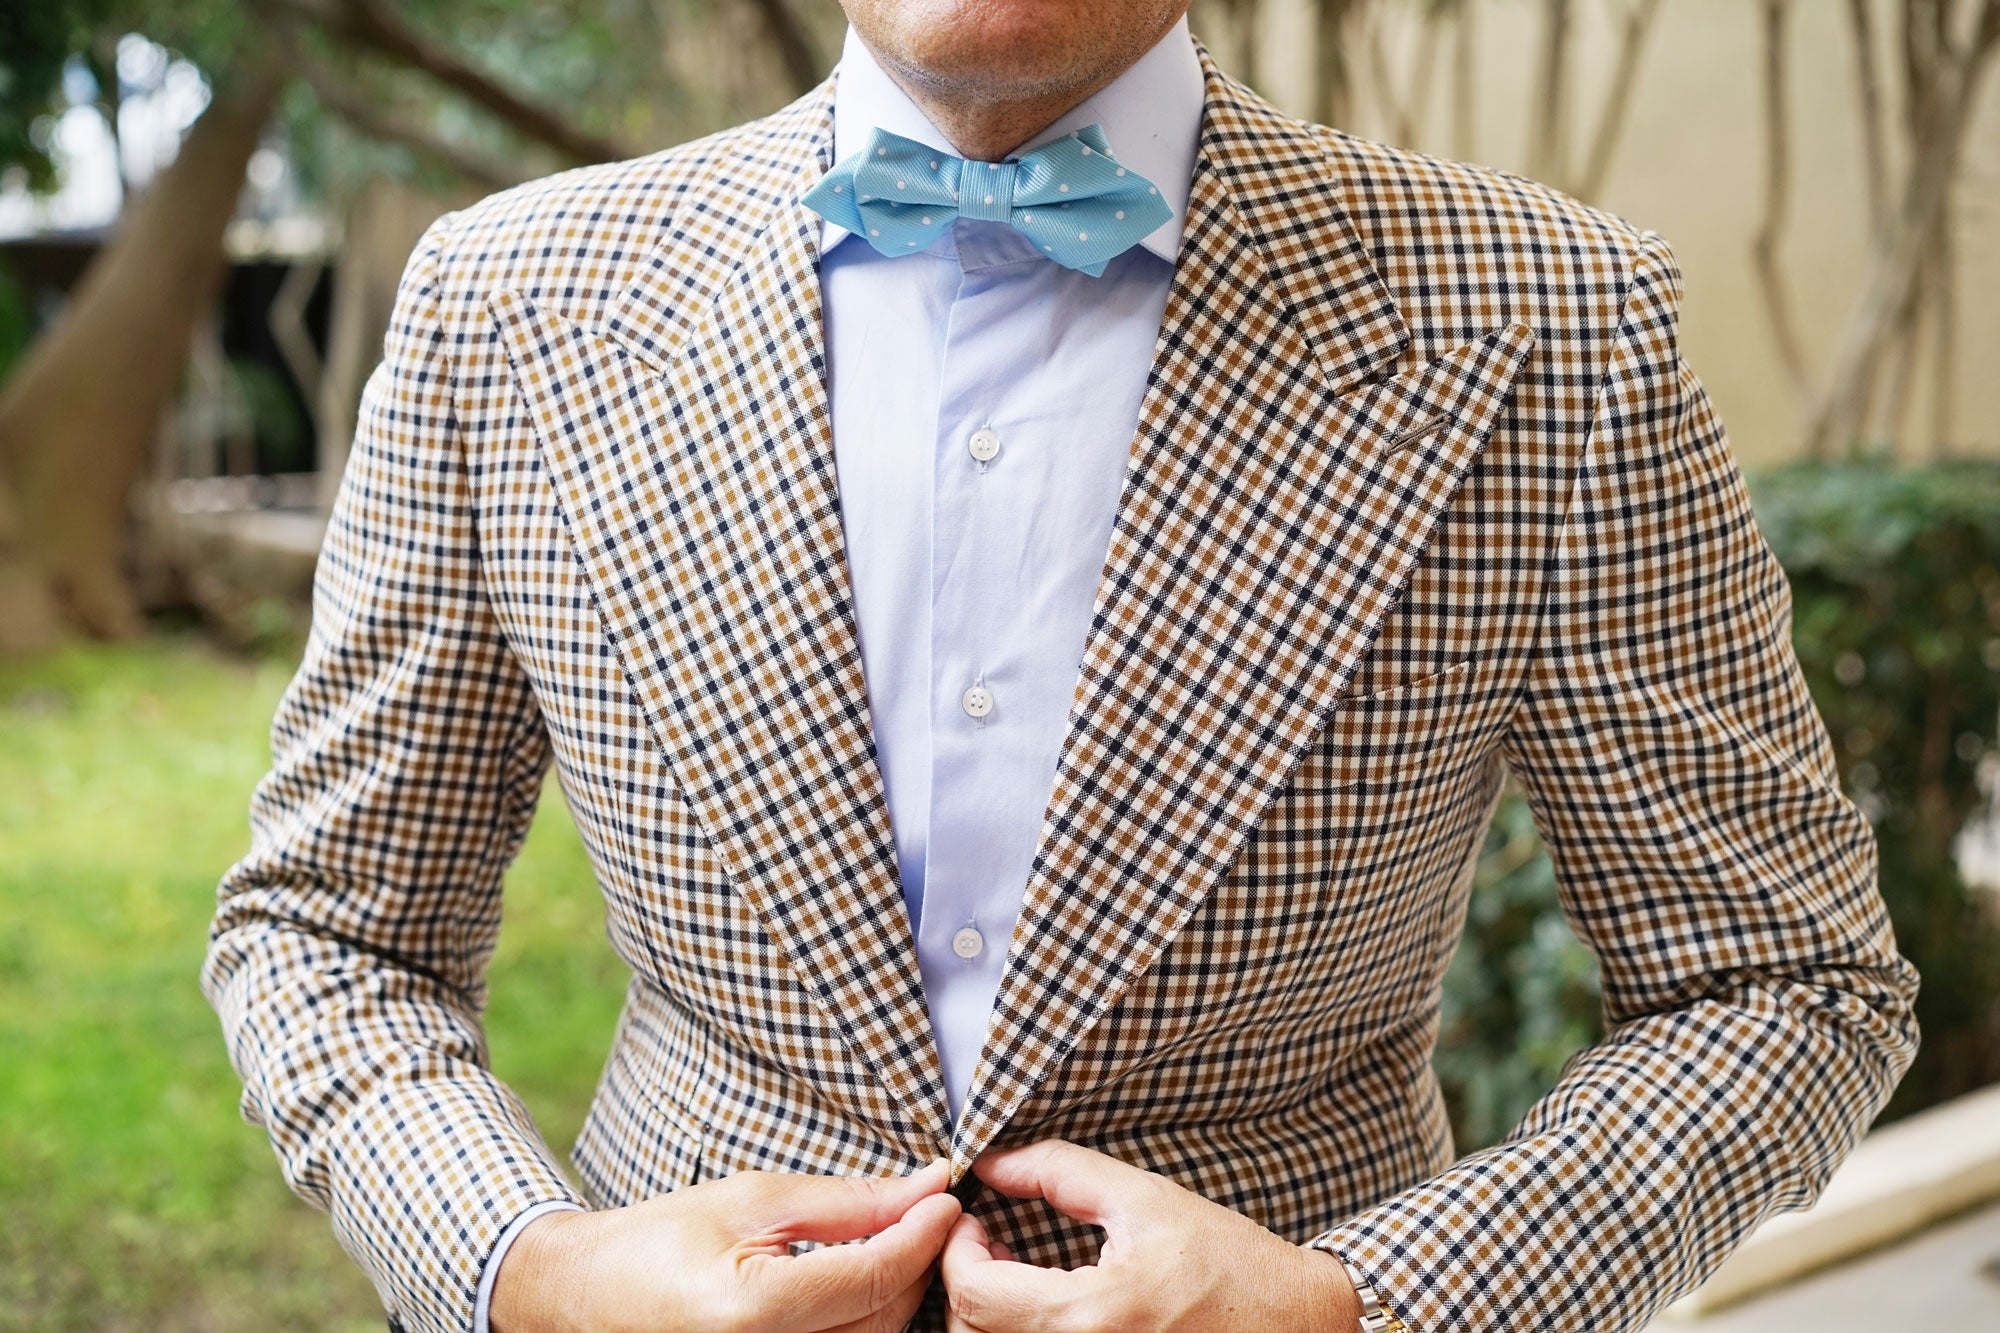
(0, 63, 284, 650)
(1315, 0, 1363, 130)
(0, 475, 62, 653)
(316, 181, 456, 512)
(1527, 0, 1573, 186)
(1802, 10, 1997, 458)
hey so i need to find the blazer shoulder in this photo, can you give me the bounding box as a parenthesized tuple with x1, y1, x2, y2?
(426, 106, 808, 315)
(1295, 124, 1668, 361)
(1314, 126, 1652, 262)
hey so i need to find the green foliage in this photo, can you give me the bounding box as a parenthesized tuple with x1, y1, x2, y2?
(1438, 458, 2000, 1151)
(0, 1, 249, 188)
(1, 0, 652, 211)
(394, 0, 665, 116)
(228, 356, 309, 472)
(0, 1, 111, 191)
(0, 638, 626, 1328)
(1, 0, 837, 238)
(1436, 791, 1599, 1150)
(1753, 458, 2000, 1116)
(0, 268, 31, 385)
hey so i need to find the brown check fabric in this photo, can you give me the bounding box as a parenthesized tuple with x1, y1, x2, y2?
(202, 40, 1919, 1333)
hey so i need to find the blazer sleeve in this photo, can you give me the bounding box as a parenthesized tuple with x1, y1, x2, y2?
(200, 211, 587, 1332)
(1305, 231, 1921, 1332)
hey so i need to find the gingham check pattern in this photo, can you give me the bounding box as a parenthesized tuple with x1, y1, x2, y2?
(203, 40, 1919, 1333)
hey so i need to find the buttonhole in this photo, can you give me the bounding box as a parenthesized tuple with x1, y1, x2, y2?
(1387, 412, 1452, 453)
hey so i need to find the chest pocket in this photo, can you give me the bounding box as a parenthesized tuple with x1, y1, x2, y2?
(1261, 653, 1494, 904)
(1231, 656, 1494, 1042)
(1314, 656, 1483, 793)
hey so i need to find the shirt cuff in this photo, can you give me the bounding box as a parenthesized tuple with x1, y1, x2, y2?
(473, 1200, 586, 1333)
(1305, 1234, 1406, 1331)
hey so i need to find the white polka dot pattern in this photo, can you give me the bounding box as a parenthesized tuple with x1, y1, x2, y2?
(801, 121, 1172, 274)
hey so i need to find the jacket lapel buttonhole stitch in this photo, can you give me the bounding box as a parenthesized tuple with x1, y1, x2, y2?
(1387, 412, 1453, 454)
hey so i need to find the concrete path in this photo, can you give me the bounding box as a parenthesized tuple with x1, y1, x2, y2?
(1674, 1199, 2000, 1330)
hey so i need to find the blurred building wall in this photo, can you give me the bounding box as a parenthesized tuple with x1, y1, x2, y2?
(1237, 0, 1999, 467)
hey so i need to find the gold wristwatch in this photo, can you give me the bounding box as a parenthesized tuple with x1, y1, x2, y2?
(1337, 1253, 1411, 1333)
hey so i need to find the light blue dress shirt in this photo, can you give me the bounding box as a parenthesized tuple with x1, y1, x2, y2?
(474, 19, 1204, 1324)
(818, 18, 1202, 1127)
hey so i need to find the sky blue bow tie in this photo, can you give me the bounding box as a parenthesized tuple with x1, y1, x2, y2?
(801, 123, 1172, 277)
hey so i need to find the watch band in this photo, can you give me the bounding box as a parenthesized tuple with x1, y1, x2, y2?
(1336, 1253, 1411, 1333)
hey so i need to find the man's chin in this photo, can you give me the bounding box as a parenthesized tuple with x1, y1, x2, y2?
(901, 43, 1086, 98)
(868, 0, 1102, 93)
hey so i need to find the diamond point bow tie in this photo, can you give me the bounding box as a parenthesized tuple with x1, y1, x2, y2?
(801, 123, 1173, 277)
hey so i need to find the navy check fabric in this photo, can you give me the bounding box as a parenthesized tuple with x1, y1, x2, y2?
(204, 40, 1918, 1333)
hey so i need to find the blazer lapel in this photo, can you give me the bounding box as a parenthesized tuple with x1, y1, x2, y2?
(489, 75, 957, 1152)
(950, 50, 1535, 1173)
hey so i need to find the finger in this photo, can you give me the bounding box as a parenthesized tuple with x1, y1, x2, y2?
(943, 1252, 1088, 1330)
(818, 1256, 934, 1333)
(952, 1200, 1016, 1256)
(947, 1208, 1018, 1262)
(941, 1210, 995, 1278)
(748, 1158, 952, 1244)
(941, 1214, 1003, 1332)
(940, 1210, 1087, 1331)
(969, 1139, 1151, 1229)
(769, 1190, 961, 1331)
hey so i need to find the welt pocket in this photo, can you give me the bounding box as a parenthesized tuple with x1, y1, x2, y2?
(616, 1080, 707, 1194)
(1312, 657, 1479, 790)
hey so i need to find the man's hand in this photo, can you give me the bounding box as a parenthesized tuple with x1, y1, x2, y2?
(940, 1140, 1361, 1332)
(491, 1157, 961, 1333)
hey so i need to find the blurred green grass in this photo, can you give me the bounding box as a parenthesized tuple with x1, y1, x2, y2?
(0, 636, 629, 1331)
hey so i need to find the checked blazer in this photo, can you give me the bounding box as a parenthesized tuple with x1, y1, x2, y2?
(203, 40, 1919, 1333)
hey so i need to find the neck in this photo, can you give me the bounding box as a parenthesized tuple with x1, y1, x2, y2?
(857, 42, 1125, 163)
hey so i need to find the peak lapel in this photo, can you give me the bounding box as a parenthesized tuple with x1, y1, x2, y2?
(490, 74, 956, 1151)
(950, 49, 1534, 1173)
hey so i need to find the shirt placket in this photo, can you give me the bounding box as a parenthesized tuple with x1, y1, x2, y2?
(918, 241, 1042, 1120)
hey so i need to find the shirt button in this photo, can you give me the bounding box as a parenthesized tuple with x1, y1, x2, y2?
(951, 926, 985, 959)
(967, 428, 1001, 461)
(961, 685, 994, 718)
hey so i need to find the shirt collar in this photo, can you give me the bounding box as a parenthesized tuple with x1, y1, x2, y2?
(816, 15, 1204, 265)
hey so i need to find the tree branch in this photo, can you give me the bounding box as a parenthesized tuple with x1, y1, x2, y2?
(743, 0, 824, 96)
(1574, 0, 1662, 201)
(1451, 0, 1477, 159)
(1401, 4, 1445, 147)
(1527, 0, 1572, 185)
(1751, 0, 1811, 417)
(1869, 210, 1936, 455)
(1928, 190, 1956, 457)
(1365, 5, 1408, 142)
(1314, 0, 1366, 132)
(270, 0, 631, 164)
(298, 54, 528, 190)
(1214, 0, 1266, 92)
(1844, 0, 1889, 231)
(1803, 0, 2000, 456)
